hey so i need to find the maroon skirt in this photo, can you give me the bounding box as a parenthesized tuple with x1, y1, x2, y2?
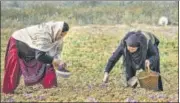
(2, 37, 57, 94)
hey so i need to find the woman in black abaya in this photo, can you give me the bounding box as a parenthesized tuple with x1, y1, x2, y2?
(103, 30, 163, 91)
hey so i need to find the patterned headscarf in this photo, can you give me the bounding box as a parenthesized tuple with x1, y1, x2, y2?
(12, 21, 65, 57)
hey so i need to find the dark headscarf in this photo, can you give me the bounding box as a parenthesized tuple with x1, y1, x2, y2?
(125, 33, 140, 47)
(122, 31, 148, 70)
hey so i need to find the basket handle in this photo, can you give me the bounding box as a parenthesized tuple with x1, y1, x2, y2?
(146, 65, 150, 73)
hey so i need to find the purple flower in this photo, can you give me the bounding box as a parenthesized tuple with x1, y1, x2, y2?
(125, 97, 132, 102)
(86, 97, 98, 102)
(124, 97, 137, 103)
(36, 96, 45, 100)
(148, 95, 155, 99)
(88, 84, 93, 90)
(7, 98, 15, 102)
(131, 100, 137, 103)
(100, 83, 107, 88)
(23, 93, 33, 99)
(157, 94, 167, 98)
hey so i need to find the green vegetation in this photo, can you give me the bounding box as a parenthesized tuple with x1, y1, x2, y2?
(1, 1, 178, 102)
(1, 1, 178, 28)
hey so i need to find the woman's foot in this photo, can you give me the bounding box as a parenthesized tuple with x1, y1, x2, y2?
(127, 76, 138, 88)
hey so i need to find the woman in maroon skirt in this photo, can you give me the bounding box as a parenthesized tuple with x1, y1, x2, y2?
(2, 21, 71, 94)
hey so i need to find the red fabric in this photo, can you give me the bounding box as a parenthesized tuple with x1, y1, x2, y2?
(40, 66, 57, 88)
(2, 37, 57, 94)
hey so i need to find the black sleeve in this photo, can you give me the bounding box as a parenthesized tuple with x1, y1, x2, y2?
(36, 51, 54, 64)
(147, 40, 158, 68)
(104, 42, 124, 73)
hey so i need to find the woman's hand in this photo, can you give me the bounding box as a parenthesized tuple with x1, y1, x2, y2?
(145, 59, 150, 68)
(52, 59, 66, 68)
(103, 72, 109, 83)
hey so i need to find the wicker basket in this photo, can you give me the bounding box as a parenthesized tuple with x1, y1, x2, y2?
(137, 66, 160, 91)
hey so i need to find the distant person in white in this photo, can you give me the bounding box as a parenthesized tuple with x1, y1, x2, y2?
(158, 16, 168, 26)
